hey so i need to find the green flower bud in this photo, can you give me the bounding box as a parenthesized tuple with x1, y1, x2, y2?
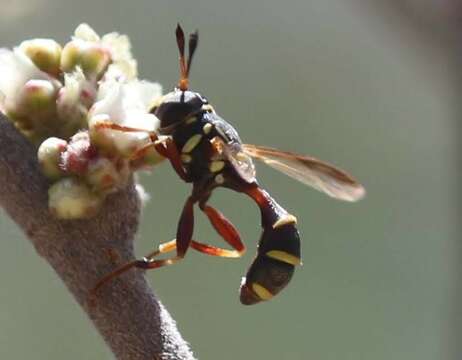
(80, 44, 111, 77)
(60, 41, 80, 73)
(20, 79, 58, 114)
(19, 39, 62, 77)
(61, 40, 111, 78)
(48, 178, 103, 219)
(37, 137, 67, 179)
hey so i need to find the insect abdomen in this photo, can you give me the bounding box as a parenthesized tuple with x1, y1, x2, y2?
(240, 222, 301, 305)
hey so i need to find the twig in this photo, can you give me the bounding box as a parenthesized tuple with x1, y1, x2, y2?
(0, 112, 195, 360)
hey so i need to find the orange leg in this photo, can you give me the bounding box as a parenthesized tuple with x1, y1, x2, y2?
(195, 201, 246, 257)
(132, 234, 246, 261)
(130, 137, 189, 181)
(124, 195, 195, 270)
(162, 137, 190, 182)
(90, 197, 195, 297)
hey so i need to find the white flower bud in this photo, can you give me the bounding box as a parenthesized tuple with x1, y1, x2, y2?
(0, 48, 53, 113)
(48, 178, 103, 219)
(37, 137, 67, 179)
(74, 23, 100, 42)
(101, 32, 137, 81)
(89, 81, 161, 157)
(56, 68, 94, 136)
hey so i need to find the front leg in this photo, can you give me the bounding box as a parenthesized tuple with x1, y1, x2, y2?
(135, 137, 191, 182)
(93, 121, 191, 182)
(162, 137, 191, 182)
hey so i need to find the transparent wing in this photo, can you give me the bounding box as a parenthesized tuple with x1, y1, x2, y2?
(242, 144, 365, 202)
(211, 137, 256, 183)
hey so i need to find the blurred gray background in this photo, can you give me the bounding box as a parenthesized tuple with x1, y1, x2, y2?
(0, 0, 459, 359)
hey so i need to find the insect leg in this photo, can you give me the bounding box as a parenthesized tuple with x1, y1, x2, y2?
(92, 121, 159, 141)
(95, 121, 190, 182)
(133, 195, 195, 270)
(89, 239, 178, 298)
(161, 137, 190, 182)
(89, 197, 195, 298)
(144, 237, 246, 259)
(188, 200, 246, 258)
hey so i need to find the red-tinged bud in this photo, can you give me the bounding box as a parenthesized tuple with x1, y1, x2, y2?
(60, 131, 97, 175)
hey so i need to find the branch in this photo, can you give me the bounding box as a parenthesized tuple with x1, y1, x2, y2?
(0, 112, 195, 360)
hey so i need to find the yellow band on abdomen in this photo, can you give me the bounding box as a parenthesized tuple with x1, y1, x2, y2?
(266, 250, 301, 266)
(252, 283, 274, 301)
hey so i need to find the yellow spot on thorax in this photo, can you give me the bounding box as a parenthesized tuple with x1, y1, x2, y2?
(209, 160, 225, 173)
(203, 123, 213, 134)
(182, 134, 202, 153)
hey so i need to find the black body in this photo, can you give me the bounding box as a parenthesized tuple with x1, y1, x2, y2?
(152, 88, 301, 305)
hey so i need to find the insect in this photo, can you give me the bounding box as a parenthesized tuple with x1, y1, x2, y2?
(91, 24, 365, 305)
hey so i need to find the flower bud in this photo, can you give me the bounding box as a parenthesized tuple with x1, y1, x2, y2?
(20, 79, 58, 111)
(88, 113, 118, 154)
(19, 39, 62, 77)
(60, 41, 80, 73)
(74, 23, 100, 42)
(81, 44, 111, 77)
(86, 157, 130, 193)
(48, 178, 103, 219)
(60, 131, 97, 175)
(61, 40, 111, 78)
(37, 137, 68, 179)
(131, 141, 165, 168)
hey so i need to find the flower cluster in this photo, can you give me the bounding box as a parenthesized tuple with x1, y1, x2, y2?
(0, 24, 165, 219)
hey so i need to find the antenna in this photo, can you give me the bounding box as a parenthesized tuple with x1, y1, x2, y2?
(175, 24, 199, 91)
